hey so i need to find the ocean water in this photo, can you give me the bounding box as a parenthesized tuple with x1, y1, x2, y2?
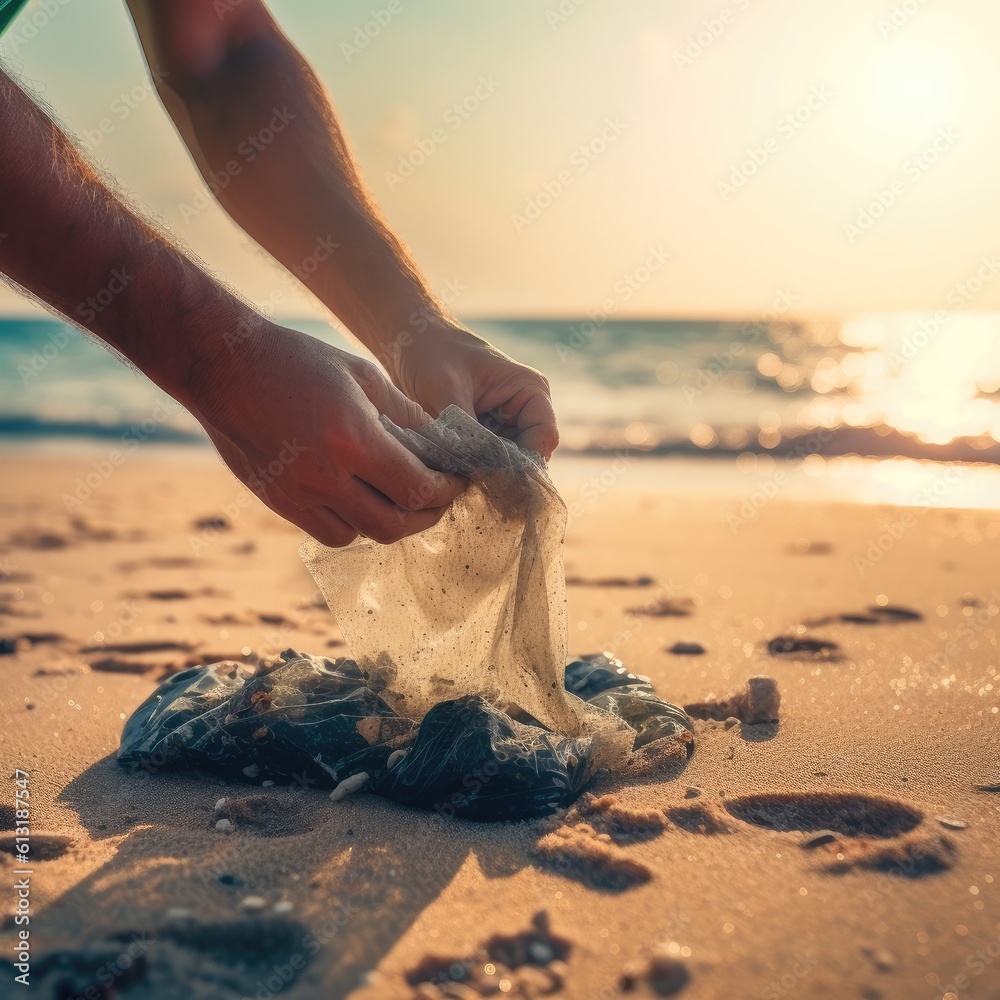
(3, 312, 1000, 505)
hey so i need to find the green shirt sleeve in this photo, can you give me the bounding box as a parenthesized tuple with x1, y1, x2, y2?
(0, 0, 30, 37)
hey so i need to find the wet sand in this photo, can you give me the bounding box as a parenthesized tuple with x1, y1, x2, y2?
(1, 452, 999, 999)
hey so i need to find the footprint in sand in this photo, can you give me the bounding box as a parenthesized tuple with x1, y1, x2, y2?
(406, 910, 570, 999)
(0, 831, 74, 860)
(802, 604, 924, 627)
(565, 574, 655, 588)
(212, 795, 312, 837)
(19, 917, 310, 999)
(534, 794, 735, 892)
(723, 791, 958, 876)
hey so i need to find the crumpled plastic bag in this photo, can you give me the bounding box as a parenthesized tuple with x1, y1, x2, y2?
(118, 649, 693, 820)
(300, 405, 581, 734)
(117, 407, 694, 819)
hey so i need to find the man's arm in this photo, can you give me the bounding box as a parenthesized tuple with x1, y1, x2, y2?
(123, 0, 559, 459)
(0, 66, 464, 546)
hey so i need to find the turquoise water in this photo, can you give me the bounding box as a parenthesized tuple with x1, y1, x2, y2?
(2, 312, 1000, 469)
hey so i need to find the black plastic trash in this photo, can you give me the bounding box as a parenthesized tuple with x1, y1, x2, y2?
(118, 649, 693, 821)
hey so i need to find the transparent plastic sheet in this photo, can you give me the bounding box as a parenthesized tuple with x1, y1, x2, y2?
(300, 406, 582, 735)
(118, 408, 695, 819)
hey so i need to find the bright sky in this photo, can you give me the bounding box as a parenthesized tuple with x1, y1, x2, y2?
(2, 0, 999, 321)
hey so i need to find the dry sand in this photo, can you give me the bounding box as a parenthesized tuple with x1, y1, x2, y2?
(1, 452, 999, 999)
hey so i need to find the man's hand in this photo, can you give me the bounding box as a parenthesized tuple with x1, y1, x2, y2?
(388, 325, 559, 461)
(188, 323, 467, 547)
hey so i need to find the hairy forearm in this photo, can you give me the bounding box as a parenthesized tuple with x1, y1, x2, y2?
(134, 12, 451, 355)
(0, 67, 255, 411)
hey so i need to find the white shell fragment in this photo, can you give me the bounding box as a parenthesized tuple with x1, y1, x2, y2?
(238, 896, 267, 912)
(214, 818, 233, 832)
(386, 749, 408, 770)
(329, 771, 369, 802)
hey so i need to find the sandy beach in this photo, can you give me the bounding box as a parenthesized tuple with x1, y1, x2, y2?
(1, 451, 998, 999)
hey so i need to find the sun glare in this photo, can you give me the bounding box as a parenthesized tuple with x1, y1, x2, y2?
(870, 47, 957, 124)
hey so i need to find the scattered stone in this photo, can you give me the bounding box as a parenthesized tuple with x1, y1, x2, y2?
(684, 676, 780, 725)
(801, 830, 839, 849)
(766, 635, 840, 659)
(788, 539, 832, 555)
(164, 908, 194, 922)
(214, 819, 233, 832)
(723, 717, 739, 730)
(214, 797, 228, 812)
(667, 641, 705, 655)
(684, 787, 702, 799)
(629, 596, 695, 617)
(238, 895, 267, 912)
(242, 764, 260, 779)
(936, 816, 968, 830)
(620, 945, 690, 995)
(329, 771, 369, 802)
(261, 780, 275, 787)
(194, 515, 230, 532)
(861, 947, 896, 972)
(868, 604, 922, 621)
(272, 900, 294, 915)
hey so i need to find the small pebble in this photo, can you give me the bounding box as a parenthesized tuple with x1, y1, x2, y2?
(261, 780, 275, 787)
(684, 787, 702, 799)
(723, 717, 740, 730)
(330, 771, 369, 802)
(164, 908, 194, 922)
(387, 749, 408, 770)
(238, 895, 267, 912)
(801, 830, 839, 849)
(215, 818, 233, 832)
(936, 816, 968, 830)
(272, 900, 294, 914)
(527, 940, 554, 964)
(242, 764, 260, 779)
(668, 641, 706, 655)
(214, 797, 228, 812)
